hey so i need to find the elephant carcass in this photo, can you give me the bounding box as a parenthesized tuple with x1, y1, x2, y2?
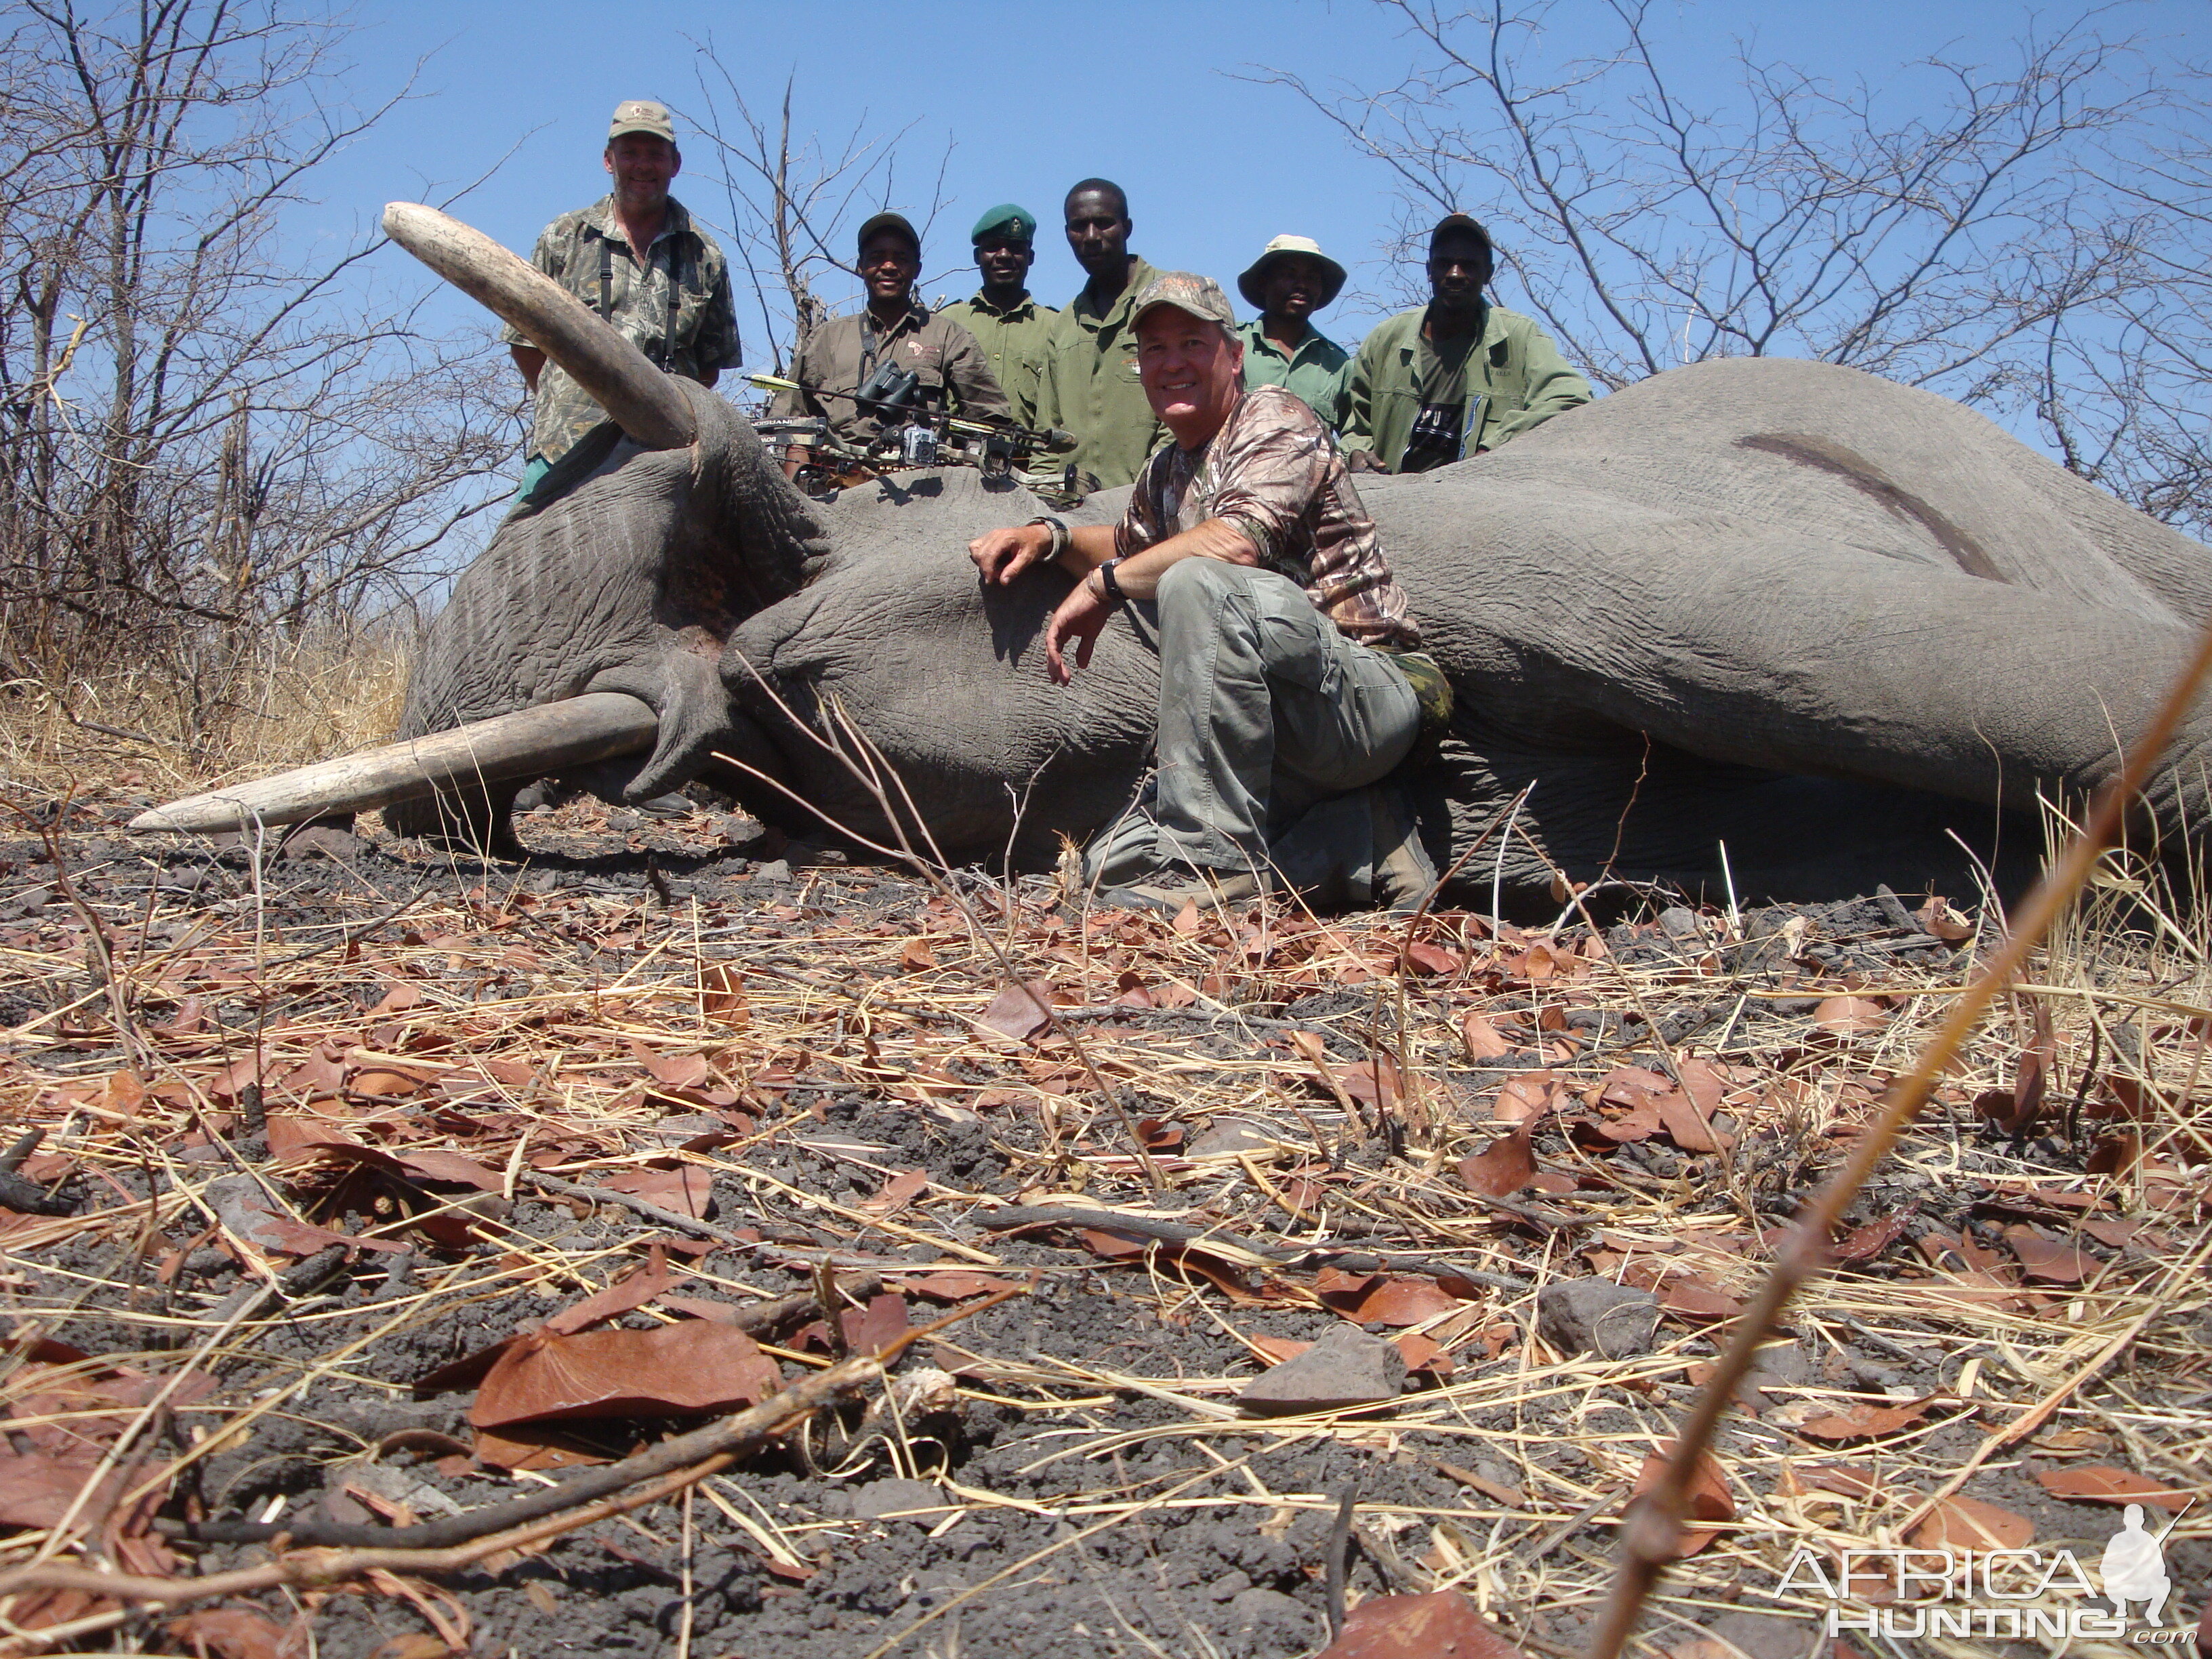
(140, 205, 2212, 910)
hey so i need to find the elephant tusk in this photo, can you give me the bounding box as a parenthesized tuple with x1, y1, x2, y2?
(129, 693, 661, 834)
(382, 203, 697, 453)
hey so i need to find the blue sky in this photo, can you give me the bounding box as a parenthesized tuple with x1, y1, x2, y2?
(308, 0, 2212, 373)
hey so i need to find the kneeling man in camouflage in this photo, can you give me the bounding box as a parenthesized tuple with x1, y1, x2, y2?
(968, 271, 1446, 911)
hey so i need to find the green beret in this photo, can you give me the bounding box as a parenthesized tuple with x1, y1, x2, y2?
(970, 203, 1037, 245)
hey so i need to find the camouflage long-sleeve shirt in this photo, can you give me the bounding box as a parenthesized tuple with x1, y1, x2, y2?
(1115, 384, 1420, 650)
(502, 194, 743, 464)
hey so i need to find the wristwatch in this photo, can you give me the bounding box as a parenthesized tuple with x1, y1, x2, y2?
(1097, 557, 1128, 607)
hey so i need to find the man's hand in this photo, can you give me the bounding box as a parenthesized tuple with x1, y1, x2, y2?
(968, 523, 1053, 585)
(1043, 573, 1114, 684)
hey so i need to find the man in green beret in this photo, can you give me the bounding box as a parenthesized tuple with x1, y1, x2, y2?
(939, 205, 1060, 429)
(1343, 213, 1592, 472)
(768, 210, 1008, 468)
(1032, 178, 1166, 489)
(1235, 235, 1353, 434)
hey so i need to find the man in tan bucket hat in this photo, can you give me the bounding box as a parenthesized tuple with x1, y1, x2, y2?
(967, 272, 1448, 914)
(1236, 234, 1353, 432)
(503, 100, 742, 497)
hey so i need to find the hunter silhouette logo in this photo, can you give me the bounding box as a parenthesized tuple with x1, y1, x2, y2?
(2100, 1504, 2173, 1626)
(1769, 1496, 2195, 1643)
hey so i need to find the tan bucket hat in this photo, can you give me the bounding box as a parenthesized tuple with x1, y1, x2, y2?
(1237, 234, 1347, 310)
(608, 100, 676, 144)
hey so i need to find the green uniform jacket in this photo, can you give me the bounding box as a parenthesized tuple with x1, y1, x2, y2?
(1237, 319, 1353, 434)
(939, 290, 1059, 428)
(1033, 256, 1166, 489)
(1343, 302, 1593, 470)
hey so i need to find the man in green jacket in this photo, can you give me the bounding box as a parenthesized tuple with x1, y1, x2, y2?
(1032, 179, 1166, 489)
(1235, 234, 1353, 434)
(1344, 213, 1592, 472)
(939, 204, 1059, 429)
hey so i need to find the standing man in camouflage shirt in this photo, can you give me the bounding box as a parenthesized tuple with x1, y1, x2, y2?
(1031, 179, 1166, 489)
(970, 273, 1442, 912)
(939, 205, 1059, 429)
(1344, 213, 1592, 472)
(506, 100, 743, 497)
(768, 211, 1008, 470)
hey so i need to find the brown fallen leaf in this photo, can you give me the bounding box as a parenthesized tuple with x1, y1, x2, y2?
(1835, 1210, 1913, 1263)
(898, 939, 937, 972)
(1314, 1268, 1466, 1326)
(393, 1149, 505, 1191)
(699, 962, 750, 1025)
(1460, 1010, 1517, 1059)
(838, 1292, 911, 1357)
(166, 1607, 291, 1659)
(1334, 1055, 1401, 1111)
(859, 1168, 929, 1215)
(541, 1246, 670, 1336)
(1797, 1396, 1941, 1442)
(349, 1069, 425, 1099)
(1814, 996, 1891, 1035)
(470, 1422, 612, 1472)
(1655, 1091, 1729, 1153)
(2085, 1132, 2142, 1177)
(1653, 1274, 1743, 1321)
(892, 1271, 1026, 1302)
(1491, 1070, 1564, 1124)
(597, 1165, 711, 1220)
(1401, 940, 1461, 975)
(1631, 1448, 1735, 1555)
(1796, 1465, 1882, 1500)
(2032, 1466, 2194, 1510)
(977, 979, 1057, 1042)
(640, 1050, 712, 1090)
(2003, 1225, 2094, 1284)
(470, 1322, 781, 1427)
(1918, 895, 1975, 942)
(1458, 1120, 1538, 1197)
(1909, 1494, 2033, 1550)
(1315, 1589, 1531, 1659)
(2003, 996, 2054, 1136)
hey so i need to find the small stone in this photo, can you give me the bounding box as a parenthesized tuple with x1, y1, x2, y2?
(1239, 1325, 1406, 1414)
(1207, 1570, 1252, 1603)
(1187, 1116, 1275, 1157)
(752, 859, 792, 884)
(716, 813, 766, 848)
(1658, 906, 1703, 939)
(1537, 1278, 1661, 1358)
(278, 824, 360, 863)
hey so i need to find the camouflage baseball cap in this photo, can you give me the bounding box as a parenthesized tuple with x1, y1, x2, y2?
(1129, 271, 1237, 332)
(608, 100, 676, 144)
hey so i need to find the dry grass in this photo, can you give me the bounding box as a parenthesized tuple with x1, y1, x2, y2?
(0, 785, 2203, 1656)
(0, 632, 411, 797)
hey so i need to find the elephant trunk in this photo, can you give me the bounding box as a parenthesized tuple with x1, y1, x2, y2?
(382, 203, 695, 452)
(129, 692, 660, 834)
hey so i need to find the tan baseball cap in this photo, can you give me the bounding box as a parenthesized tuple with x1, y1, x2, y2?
(608, 100, 676, 144)
(1129, 270, 1237, 332)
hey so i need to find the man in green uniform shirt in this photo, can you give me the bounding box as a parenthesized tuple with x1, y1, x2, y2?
(939, 204, 1059, 429)
(768, 211, 1008, 470)
(1235, 234, 1353, 433)
(506, 100, 743, 497)
(1344, 213, 1592, 472)
(1032, 178, 1166, 489)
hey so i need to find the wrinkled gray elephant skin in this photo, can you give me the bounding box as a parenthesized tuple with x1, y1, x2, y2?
(392, 238, 2211, 908)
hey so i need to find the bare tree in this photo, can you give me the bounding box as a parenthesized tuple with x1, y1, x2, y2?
(1255, 2, 2165, 407)
(0, 0, 515, 752)
(680, 49, 954, 384)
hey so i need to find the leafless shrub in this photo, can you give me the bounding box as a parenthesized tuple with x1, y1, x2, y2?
(1254, 2, 2211, 532)
(679, 49, 954, 378)
(0, 0, 516, 747)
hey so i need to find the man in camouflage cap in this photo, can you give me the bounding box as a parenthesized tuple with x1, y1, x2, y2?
(939, 204, 1059, 429)
(506, 100, 743, 497)
(969, 272, 1446, 912)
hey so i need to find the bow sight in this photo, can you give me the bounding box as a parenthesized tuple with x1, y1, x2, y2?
(746, 373, 1088, 504)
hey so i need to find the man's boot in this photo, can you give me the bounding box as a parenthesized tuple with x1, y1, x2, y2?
(1369, 781, 1438, 913)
